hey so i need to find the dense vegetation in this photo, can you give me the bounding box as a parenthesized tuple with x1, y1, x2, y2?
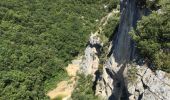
(130, 0, 170, 72)
(1, 0, 169, 99)
(98, 13, 120, 73)
(127, 65, 137, 84)
(71, 74, 99, 100)
(0, 0, 119, 99)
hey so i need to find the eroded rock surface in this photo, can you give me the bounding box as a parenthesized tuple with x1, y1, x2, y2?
(94, 0, 170, 100)
(128, 66, 170, 100)
(80, 33, 101, 76)
(75, 1, 170, 100)
(95, 0, 144, 99)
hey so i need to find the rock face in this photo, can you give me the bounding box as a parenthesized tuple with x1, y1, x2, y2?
(95, 0, 170, 100)
(80, 33, 101, 76)
(128, 65, 170, 100)
(96, 0, 146, 99)
(78, 0, 170, 100)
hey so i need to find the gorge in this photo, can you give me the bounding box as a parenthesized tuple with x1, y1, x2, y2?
(77, 0, 170, 100)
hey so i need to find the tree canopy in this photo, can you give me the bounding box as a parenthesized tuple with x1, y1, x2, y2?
(0, 0, 117, 99)
(130, 0, 170, 72)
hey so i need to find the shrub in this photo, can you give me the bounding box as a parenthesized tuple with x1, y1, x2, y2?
(127, 65, 138, 84)
(71, 74, 99, 100)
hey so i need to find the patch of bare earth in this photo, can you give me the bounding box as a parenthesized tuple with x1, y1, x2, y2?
(47, 59, 80, 100)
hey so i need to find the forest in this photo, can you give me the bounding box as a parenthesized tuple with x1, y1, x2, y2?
(0, 0, 169, 100)
(0, 0, 118, 99)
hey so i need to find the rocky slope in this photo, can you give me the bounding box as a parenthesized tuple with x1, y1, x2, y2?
(128, 65, 170, 100)
(79, 0, 170, 100)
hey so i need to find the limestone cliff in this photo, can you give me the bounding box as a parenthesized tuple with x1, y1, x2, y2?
(95, 0, 147, 99)
(79, 0, 170, 100)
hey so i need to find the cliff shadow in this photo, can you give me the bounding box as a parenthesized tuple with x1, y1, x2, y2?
(108, 64, 130, 100)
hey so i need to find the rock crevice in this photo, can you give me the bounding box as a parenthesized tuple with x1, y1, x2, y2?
(128, 66, 170, 100)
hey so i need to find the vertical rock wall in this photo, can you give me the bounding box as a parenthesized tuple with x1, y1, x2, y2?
(95, 0, 147, 99)
(79, 0, 170, 100)
(80, 33, 101, 76)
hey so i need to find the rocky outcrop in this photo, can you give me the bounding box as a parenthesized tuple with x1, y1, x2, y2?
(79, 7, 121, 76)
(80, 33, 101, 76)
(95, 0, 170, 100)
(78, 0, 170, 100)
(128, 65, 170, 100)
(95, 0, 145, 99)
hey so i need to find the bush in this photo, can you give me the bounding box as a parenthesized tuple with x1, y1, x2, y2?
(71, 74, 99, 100)
(127, 65, 137, 83)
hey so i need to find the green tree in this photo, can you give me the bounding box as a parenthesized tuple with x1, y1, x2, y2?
(71, 74, 99, 100)
(130, 0, 170, 72)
